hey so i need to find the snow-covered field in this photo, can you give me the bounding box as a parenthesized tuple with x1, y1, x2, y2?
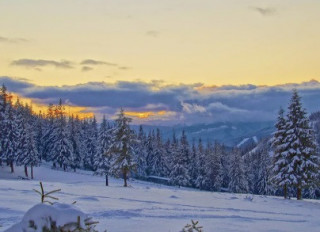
(1, 165, 320, 232)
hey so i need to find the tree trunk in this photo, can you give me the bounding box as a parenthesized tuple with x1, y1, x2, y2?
(24, 165, 28, 177)
(53, 162, 56, 168)
(31, 165, 34, 179)
(123, 170, 127, 187)
(284, 184, 287, 199)
(10, 161, 14, 173)
(63, 165, 66, 171)
(106, 174, 109, 186)
(60, 163, 62, 168)
(297, 185, 302, 200)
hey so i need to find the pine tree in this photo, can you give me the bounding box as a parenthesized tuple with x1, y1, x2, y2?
(195, 139, 206, 190)
(248, 140, 273, 195)
(134, 125, 148, 178)
(228, 148, 248, 193)
(22, 121, 40, 179)
(145, 130, 155, 176)
(108, 109, 136, 187)
(83, 117, 98, 170)
(201, 142, 222, 191)
(2, 93, 17, 172)
(149, 129, 168, 177)
(68, 115, 82, 171)
(51, 100, 74, 170)
(271, 108, 290, 198)
(189, 140, 198, 188)
(94, 115, 112, 181)
(220, 144, 231, 189)
(285, 90, 319, 200)
(14, 99, 29, 177)
(169, 131, 190, 187)
(41, 104, 56, 162)
(0, 84, 8, 165)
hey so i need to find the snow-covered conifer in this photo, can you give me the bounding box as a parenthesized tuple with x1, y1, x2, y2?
(108, 108, 137, 187)
(271, 108, 290, 198)
(285, 90, 319, 200)
(228, 148, 248, 193)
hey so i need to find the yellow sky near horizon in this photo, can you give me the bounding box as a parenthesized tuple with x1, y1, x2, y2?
(0, 0, 319, 87)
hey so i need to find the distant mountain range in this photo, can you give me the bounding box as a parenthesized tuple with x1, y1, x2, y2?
(132, 121, 275, 147)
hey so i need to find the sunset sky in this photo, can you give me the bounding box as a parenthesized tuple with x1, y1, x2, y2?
(1, 0, 320, 124)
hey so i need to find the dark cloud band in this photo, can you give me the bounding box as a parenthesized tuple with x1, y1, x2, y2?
(0, 76, 319, 125)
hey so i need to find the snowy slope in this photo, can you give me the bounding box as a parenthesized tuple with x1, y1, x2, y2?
(1, 165, 320, 232)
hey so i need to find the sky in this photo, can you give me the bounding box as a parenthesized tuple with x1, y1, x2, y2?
(0, 0, 320, 124)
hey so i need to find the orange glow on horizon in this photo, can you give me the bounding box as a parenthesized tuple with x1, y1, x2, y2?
(9, 92, 94, 119)
(125, 110, 167, 119)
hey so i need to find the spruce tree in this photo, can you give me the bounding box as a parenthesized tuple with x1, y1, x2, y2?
(169, 130, 190, 187)
(149, 129, 168, 177)
(51, 100, 74, 170)
(14, 99, 29, 177)
(108, 109, 136, 187)
(68, 115, 82, 171)
(271, 108, 290, 198)
(195, 139, 206, 190)
(285, 90, 319, 200)
(134, 125, 148, 178)
(0, 84, 8, 164)
(228, 148, 248, 193)
(41, 104, 56, 162)
(2, 94, 17, 172)
(94, 115, 112, 182)
(83, 117, 98, 170)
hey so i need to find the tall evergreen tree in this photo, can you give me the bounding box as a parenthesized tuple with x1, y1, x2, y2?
(108, 109, 136, 187)
(14, 99, 29, 177)
(228, 148, 248, 193)
(149, 129, 168, 177)
(83, 117, 98, 170)
(169, 130, 190, 187)
(134, 125, 148, 178)
(203, 142, 223, 191)
(94, 115, 112, 179)
(195, 139, 206, 190)
(51, 100, 74, 170)
(41, 104, 56, 162)
(68, 115, 82, 171)
(2, 94, 17, 172)
(271, 108, 290, 198)
(284, 90, 319, 200)
(0, 84, 8, 165)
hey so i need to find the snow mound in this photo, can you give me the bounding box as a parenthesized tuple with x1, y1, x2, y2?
(5, 203, 94, 232)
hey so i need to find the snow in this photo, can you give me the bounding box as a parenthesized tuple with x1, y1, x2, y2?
(252, 136, 258, 144)
(1, 164, 320, 232)
(237, 138, 249, 147)
(6, 203, 89, 232)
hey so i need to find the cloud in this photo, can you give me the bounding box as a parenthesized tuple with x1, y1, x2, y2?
(80, 59, 117, 66)
(251, 7, 276, 16)
(207, 102, 248, 113)
(81, 66, 93, 72)
(0, 36, 28, 43)
(182, 103, 206, 114)
(1, 77, 320, 125)
(146, 30, 159, 37)
(118, 66, 130, 70)
(11, 59, 73, 70)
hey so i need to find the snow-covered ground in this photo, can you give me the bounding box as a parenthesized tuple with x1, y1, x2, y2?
(1, 164, 320, 232)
